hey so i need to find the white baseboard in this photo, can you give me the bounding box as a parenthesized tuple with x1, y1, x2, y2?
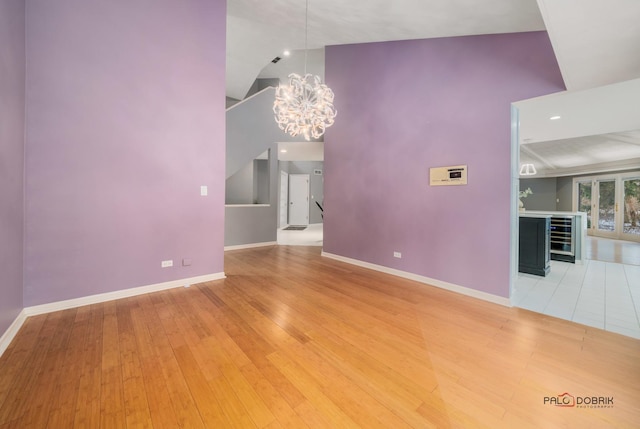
(224, 241, 277, 251)
(321, 252, 510, 307)
(23, 272, 226, 317)
(0, 272, 225, 358)
(0, 309, 28, 358)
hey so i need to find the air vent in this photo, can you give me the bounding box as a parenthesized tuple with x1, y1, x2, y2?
(271, 56, 282, 63)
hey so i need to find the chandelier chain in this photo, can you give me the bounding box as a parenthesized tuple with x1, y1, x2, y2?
(304, 0, 308, 75)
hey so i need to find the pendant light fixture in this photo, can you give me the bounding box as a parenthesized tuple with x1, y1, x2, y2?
(519, 163, 537, 176)
(273, 0, 337, 141)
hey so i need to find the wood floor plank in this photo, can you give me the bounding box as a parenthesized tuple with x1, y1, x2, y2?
(45, 306, 91, 428)
(115, 299, 154, 429)
(193, 285, 260, 368)
(167, 288, 266, 428)
(294, 399, 340, 429)
(129, 299, 181, 429)
(0, 314, 48, 416)
(192, 284, 309, 410)
(137, 292, 205, 428)
(172, 345, 230, 428)
(305, 331, 431, 428)
(267, 351, 361, 428)
(282, 340, 414, 429)
(220, 360, 277, 428)
(99, 301, 126, 429)
(0, 313, 59, 424)
(0, 245, 637, 428)
(73, 304, 104, 429)
(238, 362, 312, 429)
(18, 309, 78, 428)
(212, 283, 302, 350)
(208, 374, 258, 428)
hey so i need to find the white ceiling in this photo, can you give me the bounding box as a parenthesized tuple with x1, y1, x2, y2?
(537, 0, 640, 91)
(516, 77, 640, 177)
(227, 0, 640, 171)
(520, 130, 640, 177)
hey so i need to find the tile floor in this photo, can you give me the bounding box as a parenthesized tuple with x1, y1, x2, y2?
(514, 259, 640, 339)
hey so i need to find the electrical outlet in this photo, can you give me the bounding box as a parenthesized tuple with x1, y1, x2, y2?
(393, 251, 402, 258)
(182, 258, 192, 266)
(161, 260, 173, 268)
(200, 185, 208, 196)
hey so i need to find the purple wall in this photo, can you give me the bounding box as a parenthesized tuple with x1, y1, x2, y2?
(24, 0, 226, 306)
(324, 32, 564, 298)
(0, 0, 25, 335)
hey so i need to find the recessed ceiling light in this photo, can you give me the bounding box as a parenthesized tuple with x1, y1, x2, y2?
(283, 50, 291, 56)
(549, 115, 561, 120)
(280, 149, 287, 153)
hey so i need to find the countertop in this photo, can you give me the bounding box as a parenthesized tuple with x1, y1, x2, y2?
(519, 213, 551, 218)
(523, 210, 587, 216)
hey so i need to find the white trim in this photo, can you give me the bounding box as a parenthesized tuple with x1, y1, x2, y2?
(224, 241, 277, 251)
(0, 309, 28, 358)
(510, 104, 520, 306)
(321, 252, 511, 307)
(23, 272, 226, 317)
(225, 86, 274, 111)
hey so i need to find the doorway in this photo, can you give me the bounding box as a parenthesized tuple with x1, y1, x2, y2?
(279, 170, 288, 228)
(288, 174, 310, 226)
(574, 172, 640, 242)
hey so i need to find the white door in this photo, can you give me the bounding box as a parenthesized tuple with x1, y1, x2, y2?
(594, 177, 618, 239)
(574, 171, 640, 242)
(279, 170, 289, 228)
(621, 174, 640, 242)
(289, 174, 309, 225)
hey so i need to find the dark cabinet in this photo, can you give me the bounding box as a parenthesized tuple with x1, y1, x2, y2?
(519, 215, 551, 276)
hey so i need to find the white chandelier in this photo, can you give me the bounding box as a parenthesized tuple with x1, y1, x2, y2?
(273, 0, 336, 141)
(274, 73, 336, 140)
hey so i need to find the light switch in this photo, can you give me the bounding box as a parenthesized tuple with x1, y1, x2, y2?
(200, 185, 208, 196)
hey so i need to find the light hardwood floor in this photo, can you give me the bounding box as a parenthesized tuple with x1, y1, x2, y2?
(1, 246, 639, 428)
(584, 235, 640, 266)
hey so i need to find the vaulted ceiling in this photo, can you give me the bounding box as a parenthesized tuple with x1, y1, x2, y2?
(227, 0, 547, 100)
(227, 0, 640, 174)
